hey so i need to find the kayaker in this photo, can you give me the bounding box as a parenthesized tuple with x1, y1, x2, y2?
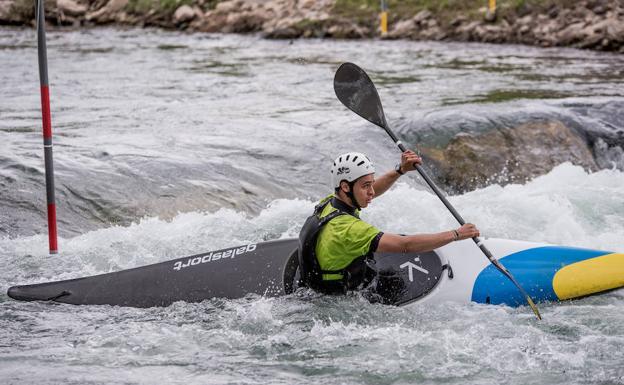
(298, 151, 480, 294)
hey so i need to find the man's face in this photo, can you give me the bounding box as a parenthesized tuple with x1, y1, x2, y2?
(352, 174, 375, 208)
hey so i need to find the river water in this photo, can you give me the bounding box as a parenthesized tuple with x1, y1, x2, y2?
(1, 27, 624, 385)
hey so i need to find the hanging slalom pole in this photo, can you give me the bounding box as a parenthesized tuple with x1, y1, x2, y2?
(380, 0, 388, 36)
(36, 0, 59, 255)
(485, 0, 497, 22)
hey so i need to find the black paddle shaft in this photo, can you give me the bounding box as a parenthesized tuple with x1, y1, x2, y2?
(333, 62, 471, 230)
(380, 115, 516, 277)
(333, 62, 541, 319)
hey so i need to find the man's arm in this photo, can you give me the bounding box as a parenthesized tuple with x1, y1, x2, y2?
(373, 150, 422, 198)
(372, 169, 401, 197)
(377, 223, 480, 253)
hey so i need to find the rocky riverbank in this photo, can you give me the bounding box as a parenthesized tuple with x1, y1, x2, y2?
(2, 0, 624, 53)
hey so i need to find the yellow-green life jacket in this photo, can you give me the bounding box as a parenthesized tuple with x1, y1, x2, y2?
(315, 195, 382, 282)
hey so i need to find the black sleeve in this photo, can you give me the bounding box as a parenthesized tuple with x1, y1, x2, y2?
(368, 232, 384, 254)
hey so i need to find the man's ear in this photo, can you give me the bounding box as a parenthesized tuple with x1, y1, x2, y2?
(339, 180, 350, 193)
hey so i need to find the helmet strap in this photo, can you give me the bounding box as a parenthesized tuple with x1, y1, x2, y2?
(346, 181, 361, 210)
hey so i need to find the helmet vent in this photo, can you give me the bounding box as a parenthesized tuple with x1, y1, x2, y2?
(357, 161, 365, 166)
(346, 155, 350, 161)
(352, 156, 359, 162)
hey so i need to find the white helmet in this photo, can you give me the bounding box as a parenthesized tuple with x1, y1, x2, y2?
(331, 152, 375, 189)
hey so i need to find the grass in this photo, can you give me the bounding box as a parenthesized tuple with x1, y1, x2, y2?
(332, 0, 576, 26)
(125, 0, 204, 15)
(115, 0, 581, 25)
(333, 0, 489, 24)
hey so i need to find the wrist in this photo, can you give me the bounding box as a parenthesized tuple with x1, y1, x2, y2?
(394, 163, 404, 176)
(451, 229, 459, 241)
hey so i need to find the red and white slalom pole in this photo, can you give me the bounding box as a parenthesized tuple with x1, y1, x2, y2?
(36, 0, 58, 254)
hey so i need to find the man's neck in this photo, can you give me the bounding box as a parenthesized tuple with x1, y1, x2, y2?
(332, 194, 358, 216)
(334, 193, 353, 207)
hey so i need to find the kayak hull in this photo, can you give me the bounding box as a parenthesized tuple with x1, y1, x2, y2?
(8, 239, 299, 307)
(7, 238, 624, 308)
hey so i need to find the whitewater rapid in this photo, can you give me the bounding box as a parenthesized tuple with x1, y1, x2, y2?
(1, 165, 623, 385)
(1, 27, 624, 385)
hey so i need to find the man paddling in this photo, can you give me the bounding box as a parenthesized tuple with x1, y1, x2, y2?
(298, 151, 480, 295)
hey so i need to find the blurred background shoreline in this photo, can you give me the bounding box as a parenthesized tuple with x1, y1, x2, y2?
(2, 0, 624, 53)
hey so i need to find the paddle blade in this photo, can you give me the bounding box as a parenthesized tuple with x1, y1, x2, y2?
(493, 259, 542, 320)
(334, 62, 388, 129)
(526, 296, 542, 320)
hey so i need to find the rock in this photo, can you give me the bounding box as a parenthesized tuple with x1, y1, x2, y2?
(579, 24, 605, 48)
(298, 0, 333, 13)
(299, 0, 316, 9)
(454, 20, 481, 40)
(413, 9, 432, 24)
(0, 0, 32, 24)
(557, 8, 572, 23)
(419, 25, 446, 41)
(195, 10, 228, 32)
(425, 18, 438, 28)
(557, 21, 588, 44)
(387, 10, 439, 39)
(264, 16, 300, 32)
(547, 5, 559, 18)
(450, 15, 467, 27)
(422, 121, 598, 192)
(534, 18, 561, 44)
(0, 0, 16, 22)
(86, 0, 128, 23)
(516, 15, 534, 25)
(215, 0, 243, 14)
(327, 21, 368, 39)
(477, 22, 511, 43)
(173, 5, 196, 24)
(387, 19, 416, 39)
(57, 0, 88, 17)
(223, 10, 268, 33)
(596, 17, 624, 41)
(593, 4, 608, 15)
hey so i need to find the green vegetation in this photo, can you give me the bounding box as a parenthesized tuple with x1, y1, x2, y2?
(125, 0, 219, 15)
(332, 0, 573, 25)
(333, 0, 487, 23)
(120, 0, 575, 22)
(292, 18, 327, 31)
(125, 0, 185, 14)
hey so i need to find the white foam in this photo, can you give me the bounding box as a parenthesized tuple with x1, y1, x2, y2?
(2, 163, 622, 286)
(368, 163, 624, 251)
